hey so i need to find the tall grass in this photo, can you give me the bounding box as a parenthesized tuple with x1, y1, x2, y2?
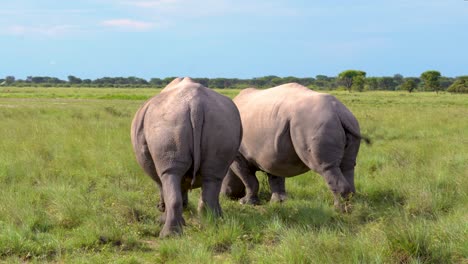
(0, 90, 466, 263)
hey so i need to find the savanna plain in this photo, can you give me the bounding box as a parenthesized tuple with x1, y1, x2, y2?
(0, 87, 467, 263)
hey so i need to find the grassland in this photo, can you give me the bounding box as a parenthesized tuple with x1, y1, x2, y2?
(0, 87, 467, 263)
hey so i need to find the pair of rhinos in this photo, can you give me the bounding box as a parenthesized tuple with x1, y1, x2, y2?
(131, 77, 366, 238)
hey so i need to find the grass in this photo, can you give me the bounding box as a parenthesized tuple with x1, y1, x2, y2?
(0, 87, 240, 101)
(0, 88, 467, 263)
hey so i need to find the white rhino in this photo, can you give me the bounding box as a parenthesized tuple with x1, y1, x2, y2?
(131, 77, 242, 237)
(221, 83, 368, 210)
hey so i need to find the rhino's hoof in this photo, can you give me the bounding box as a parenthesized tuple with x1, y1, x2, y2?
(343, 203, 353, 213)
(239, 196, 260, 205)
(159, 227, 182, 238)
(334, 202, 353, 214)
(270, 193, 287, 203)
(160, 215, 186, 225)
(159, 219, 185, 238)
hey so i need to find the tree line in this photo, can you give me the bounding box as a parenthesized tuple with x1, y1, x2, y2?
(1, 70, 467, 93)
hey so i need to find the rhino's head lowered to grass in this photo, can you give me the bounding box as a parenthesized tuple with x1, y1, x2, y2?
(221, 83, 368, 212)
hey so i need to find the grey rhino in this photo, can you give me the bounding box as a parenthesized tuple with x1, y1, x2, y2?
(221, 83, 368, 210)
(131, 77, 242, 237)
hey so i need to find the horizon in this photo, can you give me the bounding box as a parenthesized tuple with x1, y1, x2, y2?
(3, 72, 467, 82)
(1, 1, 467, 79)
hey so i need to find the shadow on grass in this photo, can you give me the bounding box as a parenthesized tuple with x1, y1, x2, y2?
(218, 187, 409, 233)
(128, 188, 408, 252)
(355, 189, 406, 208)
(220, 200, 336, 232)
(265, 204, 334, 229)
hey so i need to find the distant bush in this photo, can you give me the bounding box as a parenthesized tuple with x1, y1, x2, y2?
(447, 76, 468, 93)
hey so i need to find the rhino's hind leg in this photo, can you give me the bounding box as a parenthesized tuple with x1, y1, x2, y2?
(157, 191, 165, 212)
(182, 191, 189, 209)
(267, 174, 287, 203)
(159, 190, 188, 224)
(220, 169, 246, 200)
(158, 191, 166, 224)
(198, 176, 223, 217)
(159, 173, 185, 238)
(230, 158, 260, 205)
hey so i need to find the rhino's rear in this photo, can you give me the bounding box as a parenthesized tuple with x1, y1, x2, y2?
(132, 77, 242, 189)
(131, 77, 242, 237)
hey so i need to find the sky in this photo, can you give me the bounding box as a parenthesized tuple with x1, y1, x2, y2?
(0, 0, 467, 80)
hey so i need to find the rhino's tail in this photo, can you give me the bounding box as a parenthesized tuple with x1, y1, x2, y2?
(336, 100, 372, 145)
(360, 135, 372, 145)
(190, 103, 204, 188)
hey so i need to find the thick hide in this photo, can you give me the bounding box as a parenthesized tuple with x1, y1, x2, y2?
(221, 83, 363, 210)
(131, 77, 242, 237)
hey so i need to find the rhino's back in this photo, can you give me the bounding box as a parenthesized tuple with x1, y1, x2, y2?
(234, 83, 326, 116)
(143, 80, 237, 127)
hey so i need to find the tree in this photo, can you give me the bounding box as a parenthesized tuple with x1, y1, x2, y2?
(149, 78, 163, 87)
(401, 79, 417, 93)
(193, 78, 209, 87)
(282, 76, 302, 83)
(210, 78, 242, 89)
(447, 76, 468, 93)
(393, 74, 404, 89)
(352, 75, 365, 92)
(128, 76, 148, 85)
(315, 75, 331, 89)
(439, 77, 455, 90)
(270, 77, 285, 86)
(5, 76, 15, 85)
(315, 75, 329, 81)
(31, 76, 45, 83)
(420, 70, 441, 93)
(68, 75, 82, 84)
(366, 77, 379, 90)
(338, 70, 366, 92)
(249, 77, 267, 88)
(378, 77, 397, 90)
(162, 77, 178, 87)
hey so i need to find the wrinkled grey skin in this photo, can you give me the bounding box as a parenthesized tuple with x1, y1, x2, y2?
(131, 77, 242, 237)
(221, 83, 365, 211)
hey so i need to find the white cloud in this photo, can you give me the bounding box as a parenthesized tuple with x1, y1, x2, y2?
(120, 0, 299, 17)
(0, 9, 95, 15)
(121, 0, 230, 17)
(5, 25, 80, 36)
(124, 0, 180, 8)
(101, 19, 156, 31)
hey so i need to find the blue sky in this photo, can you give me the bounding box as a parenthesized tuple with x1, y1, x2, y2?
(1, 0, 467, 79)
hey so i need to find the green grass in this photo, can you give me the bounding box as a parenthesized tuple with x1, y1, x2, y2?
(0, 89, 467, 263)
(0, 87, 240, 101)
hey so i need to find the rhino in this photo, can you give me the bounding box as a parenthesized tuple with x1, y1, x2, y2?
(131, 77, 242, 237)
(221, 83, 368, 211)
